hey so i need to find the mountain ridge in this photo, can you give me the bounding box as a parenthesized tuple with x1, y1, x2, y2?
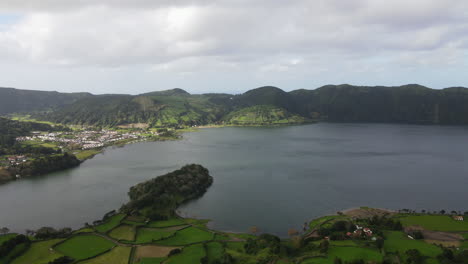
(2, 84, 468, 126)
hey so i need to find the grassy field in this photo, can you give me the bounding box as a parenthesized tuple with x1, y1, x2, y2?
(399, 215, 468, 232)
(0, 234, 17, 245)
(214, 233, 230, 241)
(166, 244, 206, 264)
(73, 228, 94, 234)
(301, 246, 382, 264)
(147, 219, 186, 228)
(133, 245, 178, 264)
(205, 242, 224, 264)
(126, 215, 146, 222)
(225, 242, 246, 253)
(329, 240, 359, 246)
(21, 140, 59, 150)
(80, 246, 131, 264)
(55, 235, 115, 260)
(123, 220, 147, 227)
(308, 215, 344, 230)
(10, 115, 57, 125)
(11, 239, 63, 264)
(136, 228, 176, 244)
(75, 149, 102, 160)
(384, 231, 442, 258)
(157, 227, 213, 246)
(328, 246, 382, 262)
(123, 216, 147, 226)
(95, 214, 126, 233)
(109, 225, 135, 241)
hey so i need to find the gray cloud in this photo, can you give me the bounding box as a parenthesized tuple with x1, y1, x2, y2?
(0, 0, 467, 93)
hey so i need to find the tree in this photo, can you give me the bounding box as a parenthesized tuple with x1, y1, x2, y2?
(406, 249, 424, 264)
(376, 237, 385, 250)
(0, 227, 9, 235)
(25, 229, 35, 236)
(168, 248, 181, 257)
(48, 256, 74, 264)
(319, 240, 329, 254)
(440, 210, 446, 215)
(412, 230, 424, 240)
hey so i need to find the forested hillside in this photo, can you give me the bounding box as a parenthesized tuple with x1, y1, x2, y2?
(0, 87, 91, 114)
(3, 84, 468, 127)
(121, 164, 213, 219)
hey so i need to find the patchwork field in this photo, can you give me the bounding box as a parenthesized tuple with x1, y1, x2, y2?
(5, 209, 468, 264)
(80, 246, 131, 264)
(136, 228, 176, 244)
(400, 215, 468, 232)
(328, 246, 382, 262)
(147, 219, 186, 228)
(384, 231, 443, 258)
(95, 214, 126, 233)
(10, 239, 63, 264)
(135, 245, 179, 259)
(165, 244, 206, 264)
(157, 227, 213, 246)
(109, 225, 135, 241)
(54, 235, 115, 260)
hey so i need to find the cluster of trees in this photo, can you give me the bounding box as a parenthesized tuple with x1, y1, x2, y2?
(32, 226, 73, 240)
(244, 234, 282, 255)
(365, 215, 403, 231)
(120, 164, 213, 219)
(244, 234, 283, 264)
(0, 87, 90, 115)
(437, 248, 468, 264)
(13, 153, 81, 177)
(0, 234, 30, 262)
(317, 220, 356, 240)
(201, 245, 234, 264)
(47, 256, 74, 264)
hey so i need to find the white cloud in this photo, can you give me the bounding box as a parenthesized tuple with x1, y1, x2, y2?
(0, 0, 467, 93)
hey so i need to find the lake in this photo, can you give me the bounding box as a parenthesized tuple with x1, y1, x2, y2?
(1, 123, 468, 236)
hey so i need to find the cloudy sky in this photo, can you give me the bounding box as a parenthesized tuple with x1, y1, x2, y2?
(0, 0, 467, 94)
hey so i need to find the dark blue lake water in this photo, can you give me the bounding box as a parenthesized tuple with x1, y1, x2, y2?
(1, 123, 467, 236)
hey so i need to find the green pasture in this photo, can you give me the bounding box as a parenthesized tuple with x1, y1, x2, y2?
(157, 227, 213, 246)
(54, 235, 115, 260)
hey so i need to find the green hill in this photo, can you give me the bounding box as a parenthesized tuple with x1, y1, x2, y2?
(222, 105, 308, 125)
(0, 87, 91, 114)
(3, 84, 468, 126)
